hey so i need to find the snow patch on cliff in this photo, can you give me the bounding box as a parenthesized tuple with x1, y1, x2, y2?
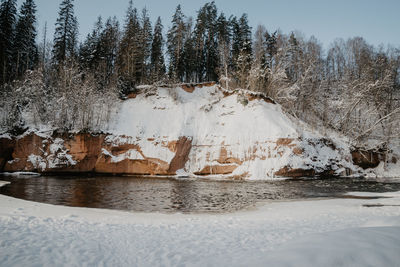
(46, 138, 77, 169)
(25, 138, 77, 171)
(28, 154, 46, 170)
(107, 85, 356, 179)
(101, 148, 144, 162)
(110, 85, 297, 143)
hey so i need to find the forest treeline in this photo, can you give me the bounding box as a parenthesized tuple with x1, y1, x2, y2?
(0, 0, 399, 155)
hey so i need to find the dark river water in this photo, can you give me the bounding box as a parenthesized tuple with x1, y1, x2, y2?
(1, 175, 400, 213)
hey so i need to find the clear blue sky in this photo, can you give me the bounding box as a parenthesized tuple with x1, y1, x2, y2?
(17, 0, 400, 49)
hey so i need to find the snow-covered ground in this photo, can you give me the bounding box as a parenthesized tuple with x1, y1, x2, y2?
(1, 186, 399, 267)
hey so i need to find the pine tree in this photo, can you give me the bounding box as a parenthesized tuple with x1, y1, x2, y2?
(78, 16, 117, 91)
(167, 4, 186, 81)
(0, 0, 17, 84)
(182, 17, 196, 82)
(286, 32, 301, 82)
(233, 14, 252, 88)
(217, 13, 230, 41)
(192, 2, 219, 82)
(192, 5, 206, 82)
(230, 16, 240, 71)
(117, 0, 142, 92)
(150, 16, 165, 82)
(12, 0, 38, 79)
(52, 0, 78, 67)
(264, 30, 277, 68)
(79, 16, 103, 71)
(98, 16, 119, 88)
(239, 14, 252, 56)
(204, 2, 218, 81)
(140, 8, 152, 84)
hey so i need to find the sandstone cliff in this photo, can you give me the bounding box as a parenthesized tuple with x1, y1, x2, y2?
(0, 84, 374, 179)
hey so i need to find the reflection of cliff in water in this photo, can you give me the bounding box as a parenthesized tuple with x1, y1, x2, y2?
(68, 178, 105, 208)
(1, 176, 400, 213)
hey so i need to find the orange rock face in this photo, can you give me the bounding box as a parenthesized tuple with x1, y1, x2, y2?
(2, 133, 105, 173)
(1, 133, 194, 176)
(275, 138, 296, 147)
(181, 84, 196, 93)
(62, 133, 105, 172)
(217, 147, 242, 165)
(351, 150, 383, 169)
(95, 156, 170, 175)
(126, 92, 138, 99)
(274, 166, 316, 178)
(246, 93, 275, 104)
(4, 133, 46, 171)
(194, 164, 239, 176)
(167, 137, 192, 174)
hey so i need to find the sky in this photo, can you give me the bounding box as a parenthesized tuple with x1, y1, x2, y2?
(16, 0, 400, 50)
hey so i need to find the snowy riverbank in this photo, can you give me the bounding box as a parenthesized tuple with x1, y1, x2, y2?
(1, 189, 400, 266)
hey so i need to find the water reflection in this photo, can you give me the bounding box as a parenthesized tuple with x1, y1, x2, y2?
(1, 176, 400, 213)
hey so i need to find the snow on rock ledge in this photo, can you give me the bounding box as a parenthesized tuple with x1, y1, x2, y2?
(0, 84, 363, 179)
